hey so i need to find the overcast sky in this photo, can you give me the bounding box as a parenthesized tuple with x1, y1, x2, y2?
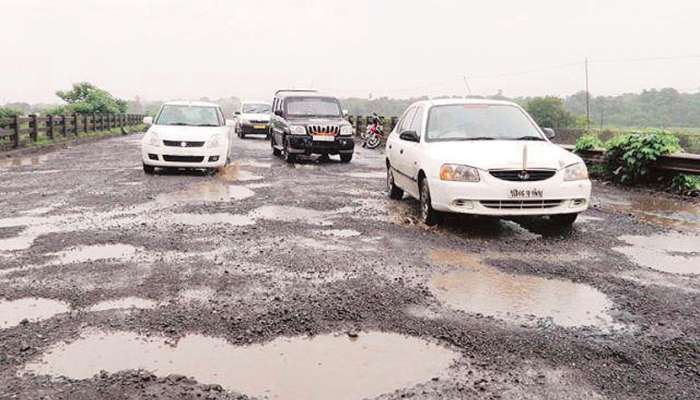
(1, 0, 699, 104)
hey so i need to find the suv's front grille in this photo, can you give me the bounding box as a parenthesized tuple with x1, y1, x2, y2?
(162, 155, 205, 163)
(163, 140, 205, 148)
(307, 125, 339, 135)
(489, 169, 556, 182)
(249, 120, 268, 124)
(480, 200, 563, 209)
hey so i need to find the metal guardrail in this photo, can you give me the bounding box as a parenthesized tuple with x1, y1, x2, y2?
(561, 145, 700, 175)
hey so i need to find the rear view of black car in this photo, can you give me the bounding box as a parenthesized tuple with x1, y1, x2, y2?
(270, 90, 354, 163)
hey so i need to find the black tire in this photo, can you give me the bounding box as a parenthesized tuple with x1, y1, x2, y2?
(419, 178, 441, 226)
(143, 163, 155, 175)
(386, 166, 403, 200)
(283, 138, 296, 163)
(340, 153, 353, 163)
(550, 213, 578, 226)
(271, 135, 282, 157)
(365, 134, 381, 149)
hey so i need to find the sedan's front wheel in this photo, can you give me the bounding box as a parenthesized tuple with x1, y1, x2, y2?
(419, 178, 441, 225)
(550, 213, 578, 226)
(387, 167, 403, 200)
(143, 163, 155, 175)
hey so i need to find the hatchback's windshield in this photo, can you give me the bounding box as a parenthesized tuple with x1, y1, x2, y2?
(426, 104, 543, 141)
(286, 97, 341, 117)
(156, 105, 221, 127)
(242, 103, 271, 114)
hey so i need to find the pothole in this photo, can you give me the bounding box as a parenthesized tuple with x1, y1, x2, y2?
(51, 244, 137, 264)
(249, 205, 334, 226)
(595, 188, 700, 228)
(314, 229, 361, 238)
(429, 250, 616, 328)
(87, 297, 158, 312)
(216, 164, 263, 182)
(170, 213, 255, 227)
(0, 297, 70, 329)
(613, 233, 700, 275)
(156, 181, 255, 203)
(24, 330, 458, 400)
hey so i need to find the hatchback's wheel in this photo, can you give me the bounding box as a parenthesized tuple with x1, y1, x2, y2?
(419, 178, 441, 225)
(143, 163, 155, 175)
(387, 167, 404, 200)
(340, 153, 353, 163)
(550, 213, 578, 226)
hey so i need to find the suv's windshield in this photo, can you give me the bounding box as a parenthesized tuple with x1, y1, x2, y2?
(426, 104, 543, 142)
(156, 105, 221, 127)
(242, 103, 271, 114)
(286, 97, 341, 117)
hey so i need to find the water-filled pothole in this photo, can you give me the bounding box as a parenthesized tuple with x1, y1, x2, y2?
(614, 233, 699, 275)
(170, 213, 255, 227)
(157, 181, 255, 203)
(88, 297, 158, 312)
(249, 205, 334, 226)
(429, 250, 615, 328)
(0, 297, 70, 329)
(24, 330, 458, 400)
(52, 244, 137, 264)
(595, 188, 700, 228)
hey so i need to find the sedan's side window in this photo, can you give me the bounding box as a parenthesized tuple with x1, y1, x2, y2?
(409, 105, 424, 135)
(399, 107, 416, 133)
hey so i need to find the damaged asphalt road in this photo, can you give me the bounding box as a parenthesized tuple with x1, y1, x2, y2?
(0, 133, 699, 399)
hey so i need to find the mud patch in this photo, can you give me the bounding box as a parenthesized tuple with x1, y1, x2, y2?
(429, 250, 616, 328)
(216, 163, 263, 182)
(24, 330, 457, 400)
(614, 233, 700, 275)
(0, 297, 70, 329)
(88, 297, 158, 312)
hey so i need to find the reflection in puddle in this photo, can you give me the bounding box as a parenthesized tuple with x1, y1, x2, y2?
(88, 297, 158, 312)
(614, 233, 700, 275)
(595, 188, 700, 228)
(0, 297, 70, 329)
(429, 251, 615, 328)
(249, 205, 334, 226)
(25, 330, 457, 400)
(52, 244, 137, 264)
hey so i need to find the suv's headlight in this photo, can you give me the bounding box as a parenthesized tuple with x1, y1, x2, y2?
(148, 131, 160, 146)
(440, 164, 480, 182)
(208, 134, 222, 148)
(340, 125, 353, 136)
(290, 125, 307, 135)
(563, 162, 589, 181)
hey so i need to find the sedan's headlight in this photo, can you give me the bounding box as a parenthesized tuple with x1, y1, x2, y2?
(440, 164, 480, 182)
(563, 162, 589, 181)
(208, 134, 222, 148)
(290, 125, 307, 135)
(148, 131, 160, 146)
(339, 125, 353, 136)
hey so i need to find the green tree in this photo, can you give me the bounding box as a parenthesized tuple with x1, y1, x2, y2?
(525, 96, 575, 129)
(48, 82, 128, 115)
(0, 107, 21, 119)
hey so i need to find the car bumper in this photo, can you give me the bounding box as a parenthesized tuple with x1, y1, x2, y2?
(240, 123, 270, 135)
(427, 175, 591, 216)
(287, 135, 354, 155)
(141, 144, 227, 168)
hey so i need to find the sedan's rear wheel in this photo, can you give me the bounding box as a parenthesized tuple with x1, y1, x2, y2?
(387, 167, 403, 200)
(419, 178, 441, 225)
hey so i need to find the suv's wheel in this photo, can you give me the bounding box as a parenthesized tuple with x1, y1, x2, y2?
(340, 153, 353, 163)
(550, 213, 578, 226)
(271, 135, 281, 157)
(419, 178, 441, 225)
(387, 166, 403, 200)
(283, 138, 296, 163)
(143, 163, 155, 175)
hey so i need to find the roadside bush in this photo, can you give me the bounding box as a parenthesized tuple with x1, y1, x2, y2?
(0, 107, 21, 119)
(604, 131, 682, 184)
(670, 174, 700, 196)
(574, 134, 604, 153)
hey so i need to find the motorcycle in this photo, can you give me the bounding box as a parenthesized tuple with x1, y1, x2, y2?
(362, 113, 384, 149)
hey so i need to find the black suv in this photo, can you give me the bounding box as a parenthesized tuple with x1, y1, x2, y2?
(270, 90, 354, 163)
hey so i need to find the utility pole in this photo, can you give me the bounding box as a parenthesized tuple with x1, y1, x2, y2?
(585, 58, 591, 131)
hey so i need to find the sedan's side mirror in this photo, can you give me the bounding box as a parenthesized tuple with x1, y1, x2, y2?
(399, 130, 420, 142)
(143, 116, 153, 126)
(543, 128, 556, 139)
(274, 110, 284, 117)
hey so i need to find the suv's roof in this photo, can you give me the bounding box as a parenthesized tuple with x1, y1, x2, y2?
(241, 100, 271, 105)
(274, 89, 335, 99)
(162, 100, 220, 108)
(411, 98, 518, 108)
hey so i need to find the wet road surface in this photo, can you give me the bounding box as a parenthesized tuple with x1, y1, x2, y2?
(1, 133, 699, 399)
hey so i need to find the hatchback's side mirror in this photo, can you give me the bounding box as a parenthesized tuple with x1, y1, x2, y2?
(399, 130, 420, 142)
(274, 110, 284, 117)
(143, 116, 153, 126)
(543, 128, 556, 139)
(234, 111, 241, 116)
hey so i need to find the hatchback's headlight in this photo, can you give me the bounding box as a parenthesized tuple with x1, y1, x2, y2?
(290, 125, 307, 135)
(148, 131, 160, 146)
(208, 134, 222, 148)
(440, 164, 480, 182)
(340, 125, 353, 136)
(563, 162, 589, 181)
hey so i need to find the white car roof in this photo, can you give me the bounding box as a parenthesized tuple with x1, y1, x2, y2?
(162, 100, 221, 108)
(412, 98, 519, 108)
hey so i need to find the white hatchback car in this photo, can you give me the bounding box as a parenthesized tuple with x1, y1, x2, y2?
(234, 101, 272, 139)
(385, 99, 591, 226)
(141, 101, 233, 174)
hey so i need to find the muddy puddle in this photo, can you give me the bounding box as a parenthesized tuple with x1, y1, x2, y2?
(429, 250, 615, 328)
(0, 297, 70, 329)
(594, 188, 700, 228)
(216, 163, 263, 182)
(52, 244, 137, 264)
(24, 330, 457, 400)
(249, 205, 335, 226)
(170, 213, 255, 227)
(157, 181, 256, 204)
(0, 155, 49, 169)
(614, 233, 699, 275)
(88, 297, 158, 312)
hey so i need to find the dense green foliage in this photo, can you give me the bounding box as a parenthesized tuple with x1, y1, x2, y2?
(524, 97, 575, 128)
(604, 131, 682, 184)
(574, 134, 604, 152)
(670, 174, 700, 195)
(0, 107, 21, 119)
(45, 82, 128, 115)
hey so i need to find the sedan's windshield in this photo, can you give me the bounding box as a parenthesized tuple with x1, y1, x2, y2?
(286, 97, 341, 117)
(426, 104, 543, 142)
(156, 105, 221, 127)
(242, 103, 271, 114)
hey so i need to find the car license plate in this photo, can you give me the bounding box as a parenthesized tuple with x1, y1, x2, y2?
(312, 135, 335, 142)
(254, 124, 266, 130)
(509, 188, 543, 198)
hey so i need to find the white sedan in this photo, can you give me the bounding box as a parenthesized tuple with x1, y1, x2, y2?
(385, 99, 591, 226)
(141, 101, 234, 174)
